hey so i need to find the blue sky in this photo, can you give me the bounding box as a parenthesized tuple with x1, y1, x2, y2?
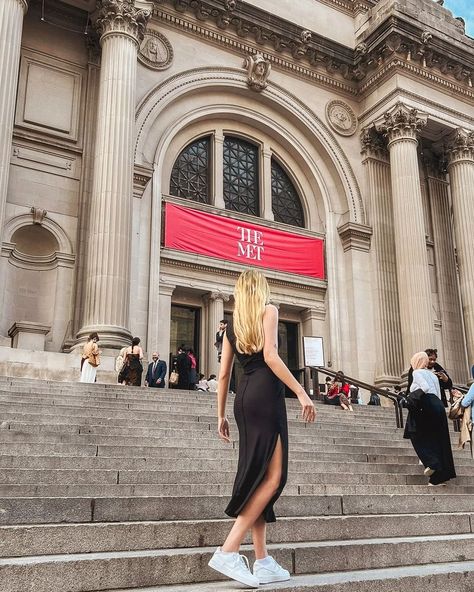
(443, 0, 474, 37)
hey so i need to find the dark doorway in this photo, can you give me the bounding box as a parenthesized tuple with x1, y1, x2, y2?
(278, 321, 301, 397)
(170, 305, 201, 374)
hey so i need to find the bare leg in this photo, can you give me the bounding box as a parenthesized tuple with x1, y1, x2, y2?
(221, 437, 283, 553)
(251, 515, 267, 560)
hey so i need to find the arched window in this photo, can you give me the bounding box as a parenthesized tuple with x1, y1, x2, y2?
(223, 136, 259, 216)
(170, 137, 210, 203)
(271, 159, 305, 228)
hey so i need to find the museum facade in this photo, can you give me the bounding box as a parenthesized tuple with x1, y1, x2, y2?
(0, 0, 473, 386)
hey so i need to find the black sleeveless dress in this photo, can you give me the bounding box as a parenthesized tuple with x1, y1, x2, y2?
(225, 321, 288, 523)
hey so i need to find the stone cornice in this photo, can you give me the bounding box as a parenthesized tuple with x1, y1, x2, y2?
(96, 0, 152, 45)
(446, 128, 474, 165)
(337, 221, 372, 252)
(149, 1, 474, 100)
(374, 102, 427, 144)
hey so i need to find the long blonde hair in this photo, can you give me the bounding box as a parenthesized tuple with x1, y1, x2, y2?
(233, 269, 270, 354)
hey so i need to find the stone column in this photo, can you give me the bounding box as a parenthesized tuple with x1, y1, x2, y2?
(361, 127, 403, 386)
(205, 291, 230, 378)
(446, 128, 474, 372)
(261, 149, 274, 221)
(155, 283, 175, 377)
(213, 131, 225, 209)
(424, 153, 467, 383)
(375, 102, 434, 365)
(78, 0, 151, 348)
(0, 0, 28, 252)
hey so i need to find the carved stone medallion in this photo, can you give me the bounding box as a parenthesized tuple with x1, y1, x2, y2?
(325, 100, 358, 136)
(138, 30, 173, 70)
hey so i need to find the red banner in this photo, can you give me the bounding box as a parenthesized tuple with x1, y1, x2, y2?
(164, 203, 325, 279)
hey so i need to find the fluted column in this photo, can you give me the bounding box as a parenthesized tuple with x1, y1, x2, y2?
(447, 128, 474, 372)
(361, 127, 403, 386)
(375, 102, 434, 364)
(425, 155, 467, 383)
(0, 0, 28, 246)
(205, 291, 230, 378)
(78, 0, 151, 348)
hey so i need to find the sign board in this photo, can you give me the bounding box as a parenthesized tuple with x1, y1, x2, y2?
(303, 336, 325, 367)
(164, 202, 325, 279)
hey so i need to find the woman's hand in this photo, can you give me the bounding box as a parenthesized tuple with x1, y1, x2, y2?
(296, 388, 316, 423)
(218, 417, 230, 443)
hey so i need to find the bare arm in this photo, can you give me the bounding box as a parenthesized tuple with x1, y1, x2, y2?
(263, 305, 316, 423)
(216, 333, 234, 442)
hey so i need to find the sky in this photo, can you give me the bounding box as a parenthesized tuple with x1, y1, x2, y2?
(443, 0, 474, 37)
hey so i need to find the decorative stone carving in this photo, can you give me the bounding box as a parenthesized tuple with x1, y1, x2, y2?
(244, 52, 271, 92)
(95, 0, 151, 45)
(446, 128, 474, 163)
(138, 29, 173, 70)
(300, 29, 312, 44)
(375, 102, 427, 143)
(224, 0, 236, 11)
(360, 126, 388, 160)
(421, 31, 432, 45)
(30, 207, 47, 225)
(326, 100, 357, 136)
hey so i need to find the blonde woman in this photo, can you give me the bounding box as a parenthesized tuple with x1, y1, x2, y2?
(208, 270, 316, 588)
(404, 351, 456, 486)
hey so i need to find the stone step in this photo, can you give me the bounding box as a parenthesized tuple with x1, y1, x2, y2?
(0, 398, 399, 426)
(0, 408, 402, 433)
(1, 494, 472, 525)
(1, 482, 469, 499)
(1, 455, 458, 475)
(0, 389, 399, 418)
(1, 418, 409, 442)
(1, 534, 474, 591)
(0, 443, 423, 465)
(104, 561, 474, 592)
(0, 467, 460, 486)
(0, 429, 423, 451)
(2, 512, 471, 557)
(3, 432, 469, 460)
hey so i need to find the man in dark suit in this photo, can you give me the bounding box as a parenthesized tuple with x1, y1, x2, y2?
(145, 352, 167, 388)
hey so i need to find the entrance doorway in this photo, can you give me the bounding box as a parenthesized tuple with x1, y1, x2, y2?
(170, 305, 201, 373)
(278, 321, 300, 397)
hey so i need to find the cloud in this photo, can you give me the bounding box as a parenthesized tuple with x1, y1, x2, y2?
(443, 0, 474, 36)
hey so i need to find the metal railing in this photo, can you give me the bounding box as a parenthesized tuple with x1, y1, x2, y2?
(309, 367, 404, 429)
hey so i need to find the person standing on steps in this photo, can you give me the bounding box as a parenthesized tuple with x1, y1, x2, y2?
(214, 319, 228, 363)
(176, 344, 191, 390)
(121, 337, 144, 387)
(145, 352, 167, 388)
(404, 351, 456, 487)
(208, 269, 316, 588)
(80, 332, 100, 383)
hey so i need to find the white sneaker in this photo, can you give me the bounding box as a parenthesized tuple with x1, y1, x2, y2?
(208, 547, 259, 588)
(424, 467, 435, 477)
(253, 555, 290, 584)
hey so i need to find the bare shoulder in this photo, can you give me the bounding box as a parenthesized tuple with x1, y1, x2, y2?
(264, 303, 279, 318)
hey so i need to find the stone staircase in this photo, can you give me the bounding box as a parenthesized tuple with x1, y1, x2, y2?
(0, 377, 473, 592)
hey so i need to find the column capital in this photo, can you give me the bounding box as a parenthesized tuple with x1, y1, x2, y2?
(446, 128, 474, 166)
(360, 126, 388, 162)
(95, 0, 152, 46)
(159, 283, 176, 297)
(375, 102, 427, 145)
(16, 0, 28, 13)
(205, 291, 230, 303)
(301, 306, 326, 322)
